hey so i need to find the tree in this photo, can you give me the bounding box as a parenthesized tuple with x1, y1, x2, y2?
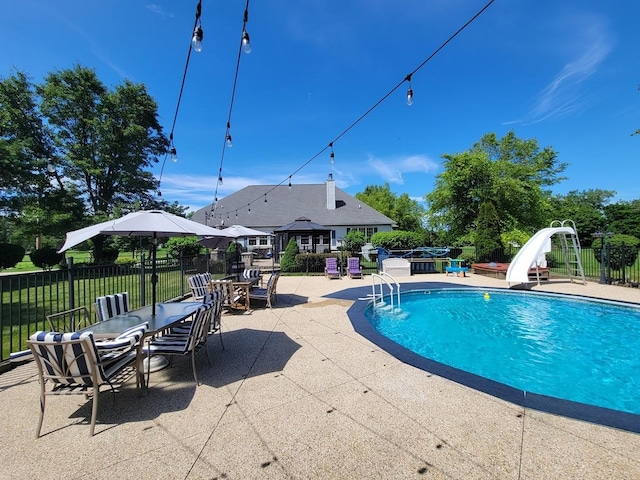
(356, 183, 426, 231)
(0, 71, 55, 219)
(475, 201, 503, 262)
(548, 189, 614, 246)
(425, 131, 567, 244)
(604, 200, 640, 240)
(37, 65, 169, 259)
(280, 238, 300, 272)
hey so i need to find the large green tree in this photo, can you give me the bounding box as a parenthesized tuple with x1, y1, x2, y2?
(38, 65, 167, 218)
(548, 189, 614, 246)
(425, 131, 567, 243)
(355, 183, 426, 231)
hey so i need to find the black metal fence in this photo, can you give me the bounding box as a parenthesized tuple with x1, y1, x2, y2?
(0, 253, 217, 362)
(3, 244, 638, 363)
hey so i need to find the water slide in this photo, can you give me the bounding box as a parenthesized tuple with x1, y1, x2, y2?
(505, 226, 575, 285)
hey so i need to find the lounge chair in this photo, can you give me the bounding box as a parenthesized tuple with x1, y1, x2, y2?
(241, 268, 263, 287)
(248, 271, 280, 308)
(347, 257, 363, 278)
(324, 257, 340, 279)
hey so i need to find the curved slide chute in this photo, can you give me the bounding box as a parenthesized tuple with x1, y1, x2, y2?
(505, 227, 575, 285)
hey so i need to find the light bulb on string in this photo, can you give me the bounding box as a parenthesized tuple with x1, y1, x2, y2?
(218, 172, 223, 186)
(170, 146, 178, 163)
(405, 74, 414, 106)
(192, 25, 203, 52)
(46, 163, 56, 174)
(242, 31, 251, 54)
(288, 176, 292, 191)
(226, 133, 233, 148)
(264, 194, 267, 203)
(329, 143, 335, 164)
(247, 204, 251, 214)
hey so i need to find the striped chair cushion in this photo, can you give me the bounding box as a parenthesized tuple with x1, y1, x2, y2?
(96, 292, 130, 321)
(29, 331, 102, 384)
(188, 274, 210, 300)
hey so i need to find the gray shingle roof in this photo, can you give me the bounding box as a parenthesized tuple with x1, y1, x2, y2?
(192, 183, 395, 231)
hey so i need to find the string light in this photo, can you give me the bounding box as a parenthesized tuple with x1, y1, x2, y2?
(226, 133, 233, 148)
(264, 194, 267, 203)
(405, 74, 414, 106)
(218, 168, 223, 186)
(247, 204, 251, 214)
(192, 26, 203, 52)
(204, 0, 496, 215)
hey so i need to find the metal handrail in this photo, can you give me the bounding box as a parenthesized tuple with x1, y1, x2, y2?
(371, 272, 401, 310)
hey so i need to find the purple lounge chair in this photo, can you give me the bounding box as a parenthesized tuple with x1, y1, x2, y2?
(324, 257, 340, 279)
(347, 257, 363, 278)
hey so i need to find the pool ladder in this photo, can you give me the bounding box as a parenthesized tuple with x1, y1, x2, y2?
(371, 272, 401, 310)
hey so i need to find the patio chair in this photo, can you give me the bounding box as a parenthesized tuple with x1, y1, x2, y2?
(210, 279, 245, 310)
(347, 257, 363, 279)
(142, 302, 214, 386)
(324, 257, 340, 279)
(248, 271, 280, 308)
(170, 291, 224, 349)
(46, 306, 94, 332)
(241, 268, 263, 287)
(95, 292, 130, 322)
(188, 274, 210, 300)
(27, 323, 148, 437)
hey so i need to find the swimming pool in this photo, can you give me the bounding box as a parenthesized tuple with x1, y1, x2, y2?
(361, 288, 640, 428)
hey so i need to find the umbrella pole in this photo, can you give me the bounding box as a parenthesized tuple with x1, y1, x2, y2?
(151, 234, 157, 316)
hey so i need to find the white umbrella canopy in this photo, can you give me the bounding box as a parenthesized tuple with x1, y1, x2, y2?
(58, 210, 232, 315)
(198, 224, 271, 249)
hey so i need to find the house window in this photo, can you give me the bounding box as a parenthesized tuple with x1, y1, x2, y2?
(300, 235, 310, 245)
(248, 237, 257, 246)
(259, 236, 268, 246)
(346, 226, 378, 241)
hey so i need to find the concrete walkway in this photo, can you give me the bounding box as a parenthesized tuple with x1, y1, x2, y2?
(1, 273, 639, 479)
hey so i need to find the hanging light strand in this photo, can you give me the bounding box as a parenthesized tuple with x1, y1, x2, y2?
(217, 0, 496, 215)
(211, 0, 251, 208)
(157, 0, 203, 196)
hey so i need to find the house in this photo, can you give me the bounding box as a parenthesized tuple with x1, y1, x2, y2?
(192, 174, 395, 254)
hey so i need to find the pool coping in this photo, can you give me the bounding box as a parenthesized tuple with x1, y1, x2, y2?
(328, 281, 640, 434)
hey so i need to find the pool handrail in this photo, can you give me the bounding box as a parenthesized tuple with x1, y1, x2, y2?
(371, 272, 401, 309)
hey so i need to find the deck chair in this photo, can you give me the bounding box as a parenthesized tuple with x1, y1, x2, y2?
(188, 274, 210, 300)
(170, 291, 224, 349)
(143, 302, 213, 386)
(324, 257, 340, 279)
(46, 306, 94, 332)
(241, 268, 263, 287)
(95, 292, 130, 322)
(248, 271, 280, 308)
(347, 257, 363, 279)
(27, 324, 147, 437)
(210, 279, 245, 310)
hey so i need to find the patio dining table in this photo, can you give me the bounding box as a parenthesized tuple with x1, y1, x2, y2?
(78, 301, 203, 393)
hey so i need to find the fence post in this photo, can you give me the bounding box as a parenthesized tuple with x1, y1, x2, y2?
(140, 253, 146, 306)
(180, 250, 185, 295)
(67, 257, 75, 309)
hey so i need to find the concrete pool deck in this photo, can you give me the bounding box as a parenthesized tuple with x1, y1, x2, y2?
(1, 272, 639, 479)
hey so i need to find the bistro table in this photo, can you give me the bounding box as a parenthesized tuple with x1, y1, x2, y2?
(79, 301, 203, 393)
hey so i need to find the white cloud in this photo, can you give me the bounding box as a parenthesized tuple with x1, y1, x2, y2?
(506, 14, 613, 126)
(146, 4, 174, 19)
(367, 153, 439, 185)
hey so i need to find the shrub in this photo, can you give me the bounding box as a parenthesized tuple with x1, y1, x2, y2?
(0, 243, 26, 269)
(30, 247, 64, 270)
(280, 238, 300, 272)
(343, 231, 366, 255)
(101, 245, 119, 263)
(593, 234, 640, 270)
(370, 231, 424, 250)
(165, 237, 203, 257)
(115, 256, 136, 266)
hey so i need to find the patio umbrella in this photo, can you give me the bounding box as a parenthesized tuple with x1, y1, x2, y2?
(58, 210, 232, 315)
(198, 224, 271, 248)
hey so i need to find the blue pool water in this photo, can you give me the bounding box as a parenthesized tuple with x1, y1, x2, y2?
(366, 289, 640, 415)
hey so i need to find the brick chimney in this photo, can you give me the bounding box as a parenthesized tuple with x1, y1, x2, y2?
(326, 173, 336, 210)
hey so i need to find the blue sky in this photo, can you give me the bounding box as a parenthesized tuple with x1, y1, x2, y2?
(2, 0, 639, 213)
